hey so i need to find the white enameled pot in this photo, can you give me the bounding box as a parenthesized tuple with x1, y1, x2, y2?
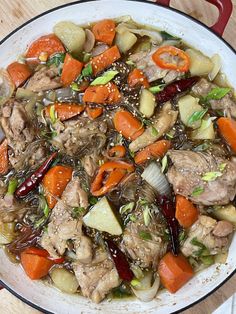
(0, 1, 236, 313)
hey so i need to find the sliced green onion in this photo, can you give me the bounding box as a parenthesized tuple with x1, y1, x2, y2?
(161, 155, 168, 173)
(49, 105, 57, 124)
(143, 207, 151, 226)
(188, 109, 208, 126)
(126, 60, 135, 66)
(202, 171, 222, 182)
(139, 231, 152, 241)
(151, 126, 159, 137)
(82, 63, 93, 77)
(200, 255, 214, 266)
(7, 179, 18, 195)
(191, 186, 204, 197)
(204, 87, 231, 101)
(131, 279, 141, 287)
(71, 82, 80, 91)
(129, 214, 137, 222)
(72, 207, 85, 219)
(149, 84, 165, 94)
(219, 163, 227, 172)
(91, 70, 119, 86)
(120, 202, 135, 215)
(89, 196, 98, 205)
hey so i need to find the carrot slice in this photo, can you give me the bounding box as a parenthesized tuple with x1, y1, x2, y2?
(86, 107, 103, 119)
(92, 19, 116, 46)
(217, 117, 236, 152)
(175, 195, 199, 228)
(21, 250, 54, 280)
(91, 45, 121, 75)
(128, 68, 149, 88)
(134, 140, 171, 164)
(7, 62, 31, 88)
(114, 110, 144, 141)
(158, 252, 194, 293)
(24, 247, 65, 264)
(42, 165, 73, 209)
(109, 145, 126, 158)
(61, 53, 84, 87)
(45, 103, 85, 121)
(26, 34, 65, 61)
(83, 82, 121, 104)
(0, 139, 8, 175)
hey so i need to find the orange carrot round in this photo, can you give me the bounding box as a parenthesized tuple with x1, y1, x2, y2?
(175, 195, 199, 228)
(7, 62, 31, 88)
(152, 46, 190, 72)
(42, 165, 73, 209)
(134, 140, 171, 164)
(109, 145, 126, 158)
(83, 82, 121, 104)
(86, 106, 103, 119)
(61, 53, 84, 87)
(217, 117, 236, 152)
(91, 45, 121, 75)
(114, 110, 144, 141)
(26, 34, 65, 60)
(128, 68, 149, 88)
(158, 252, 194, 293)
(45, 103, 85, 121)
(0, 139, 8, 175)
(92, 19, 116, 46)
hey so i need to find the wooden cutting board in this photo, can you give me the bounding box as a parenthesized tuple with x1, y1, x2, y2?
(0, 1, 236, 313)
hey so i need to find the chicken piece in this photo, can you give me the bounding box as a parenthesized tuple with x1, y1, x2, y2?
(129, 49, 181, 83)
(26, 65, 62, 92)
(52, 118, 107, 157)
(74, 250, 120, 303)
(192, 78, 236, 117)
(81, 153, 100, 177)
(0, 194, 27, 223)
(129, 102, 178, 152)
(1, 100, 35, 167)
(167, 150, 236, 206)
(122, 213, 167, 269)
(41, 177, 92, 261)
(181, 215, 234, 257)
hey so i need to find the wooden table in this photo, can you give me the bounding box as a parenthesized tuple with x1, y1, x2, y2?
(0, 1, 236, 313)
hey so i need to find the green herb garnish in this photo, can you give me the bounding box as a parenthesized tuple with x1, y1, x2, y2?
(89, 196, 98, 205)
(179, 230, 187, 243)
(200, 255, 214, 266)
(219, 163, 227, 172)
(190, 237, 210, 257)
(202, 171, 222, 182)
(191, 186, 204, 197)
(139, 231, 152, 241)
(91, 70, 119, 86)
(131, 279, 140, 287)
(120, 202, 135, 215)
(129, 214, 137, 222)
(188, 109, 208, 126)
(149, 84, 165, 94)
(7, 179, 18, 195)
(160, 31, 180, 41)
(72, 207, 85, 219)
(82, 63, 93, 77)
(47, 53, 65, 67)
(151, 126, 159, 137)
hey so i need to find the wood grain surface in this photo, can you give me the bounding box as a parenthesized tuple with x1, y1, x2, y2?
(0, 1, 236, 313)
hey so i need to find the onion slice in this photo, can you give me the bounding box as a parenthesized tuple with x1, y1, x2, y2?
(131, 272, 160, 302)
(141, 162, 170, 195)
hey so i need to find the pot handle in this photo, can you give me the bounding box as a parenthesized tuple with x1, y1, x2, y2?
(155, 0, 233, 36)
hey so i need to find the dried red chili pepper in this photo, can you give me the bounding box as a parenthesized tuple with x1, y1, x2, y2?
(157, 195, 180, 256)
(156, 76, 200, 104)
(15, 152, 57, 198)
(106, 239, 134, 281)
